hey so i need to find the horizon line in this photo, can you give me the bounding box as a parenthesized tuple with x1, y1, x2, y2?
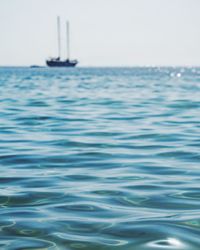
(0, 64, 200, 68)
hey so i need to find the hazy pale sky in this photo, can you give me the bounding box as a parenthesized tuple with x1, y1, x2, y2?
(0, 0, 200, 66)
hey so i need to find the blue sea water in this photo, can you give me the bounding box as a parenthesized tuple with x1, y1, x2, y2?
(0, 66, 200, 250)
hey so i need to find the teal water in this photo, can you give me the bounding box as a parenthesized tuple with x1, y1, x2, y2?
(1, 67, 200, 249)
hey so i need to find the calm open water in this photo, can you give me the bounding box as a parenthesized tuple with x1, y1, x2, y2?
(1, 67, 200, 250)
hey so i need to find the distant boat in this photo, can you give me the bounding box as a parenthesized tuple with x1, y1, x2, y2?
(30, 65, 43, 68)
(46, 17, 78, 68)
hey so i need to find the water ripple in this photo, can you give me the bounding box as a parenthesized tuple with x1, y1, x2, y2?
(0, 67, 200, 249)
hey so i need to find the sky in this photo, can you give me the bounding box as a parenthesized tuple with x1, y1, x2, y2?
(0, 0, 200, 67)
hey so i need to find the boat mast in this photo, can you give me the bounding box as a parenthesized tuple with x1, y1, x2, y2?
(66, 21, 70, 60)
(57, 16, 61, 59)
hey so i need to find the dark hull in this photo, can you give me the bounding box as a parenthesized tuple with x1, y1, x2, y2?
(46, 60, 78, 67)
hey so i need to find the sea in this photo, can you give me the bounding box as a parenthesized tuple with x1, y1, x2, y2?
(0, 66, 200, 250)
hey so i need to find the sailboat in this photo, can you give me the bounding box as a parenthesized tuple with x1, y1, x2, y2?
(46, 17, 78, 67)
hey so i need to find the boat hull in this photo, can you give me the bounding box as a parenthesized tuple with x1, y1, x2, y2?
(46, 60, 78, 67)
